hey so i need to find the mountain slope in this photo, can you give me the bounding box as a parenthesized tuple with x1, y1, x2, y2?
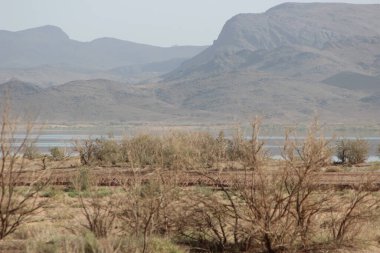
(167, 3, 380, 81)
(0, 79, 218, 123)
(157, 3, 380, 123)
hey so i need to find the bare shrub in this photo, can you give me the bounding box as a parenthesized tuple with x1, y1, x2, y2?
(282, 120, 333, 247)
(49, 146, 66, 161)
(74, 138, 123, 166)
(118, 170, 179, 253)
(125, 134, 162, 169)
(161, 131, 218, 170)
(23, 143, 41, 160)
(225, 119, 268, 169)
(80, 193, 118, 238)
(0, 101, 50, 240)
(227, 126, 246, 162)
(215, 131, 228, 165)
(93, 139, 121, 165)
(74, 139, 98, 166)
(336, 139, 369, 165)
(185, 119, 338, 252)
(176, 183, 244, 252)
(327, 183, 380, 245)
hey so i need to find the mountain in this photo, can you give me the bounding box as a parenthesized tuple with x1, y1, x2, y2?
(0, 25, 207, 69)
(156, 3, 380, 123)
(167, 3, 380, 80)
(0, 26, 207, 86)
(1, 3, 380, 124)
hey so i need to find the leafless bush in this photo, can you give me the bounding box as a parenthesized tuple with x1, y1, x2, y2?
(327, 183, 380, 245)
(80, 192, 118, 238)
(118, 170, 179, 253)
(23, 143, 41, 160)
(225, 119, 268, 170)
(227, 126, 246, 162)
(93, 139, 122, 165)
(175, 185, 240, 252)
(124, 134, 162, 168)
(281, 120, 333, 247)
(74, 138, 123, 166)
(49, 146, 66, 161)
(71, 119, 379, 252)
(336, 139, 369, 165)
(74, 139, 98, 166)
(0, 101, 50, 240)
(160, 131, 218, 170)
(183, 119, 374, 253)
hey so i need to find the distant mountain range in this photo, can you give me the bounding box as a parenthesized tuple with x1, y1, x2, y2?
(0, 25, 207, 86)
(1, 3, 380, 124)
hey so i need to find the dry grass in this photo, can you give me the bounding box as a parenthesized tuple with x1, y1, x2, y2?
(1, 117, 380, 252)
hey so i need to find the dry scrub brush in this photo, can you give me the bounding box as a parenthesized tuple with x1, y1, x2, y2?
(175, 119, 380, 253)
(78, 168, 181, 253)
(74, 131, 223, 170)
(117, 170, 180, 253)
(0, 101, 50, 240)
(73, 119, 380, 253)
(336, 139, 369, 165)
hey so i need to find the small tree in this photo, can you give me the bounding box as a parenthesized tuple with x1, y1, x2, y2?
(336, 139, 369, 165)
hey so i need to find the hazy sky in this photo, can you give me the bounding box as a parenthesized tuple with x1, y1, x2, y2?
(1, 0, 379, 46)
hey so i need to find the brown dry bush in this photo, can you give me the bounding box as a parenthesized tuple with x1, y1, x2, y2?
(225, 120, 268, 170)
(336, 139, 369, 165)
(0, 101, 50, 240)
(49, 146, 66, 161)
(74, 138, 123, 166)
(120, 131, 220, 170)
(93, 139, 122, 165)
(175, 185, 242, 252)
(327, 182, 380, 245)
(176, 119, 379, 253)
(162, 131, 219, 170)
(80, 192, 118, 238)
(120, 174, 179, 252)
(74, 139, 99, 166)
(123, 134, 162, 168)
(280, 120, 334, 248)
(72, 119, 380, 253)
